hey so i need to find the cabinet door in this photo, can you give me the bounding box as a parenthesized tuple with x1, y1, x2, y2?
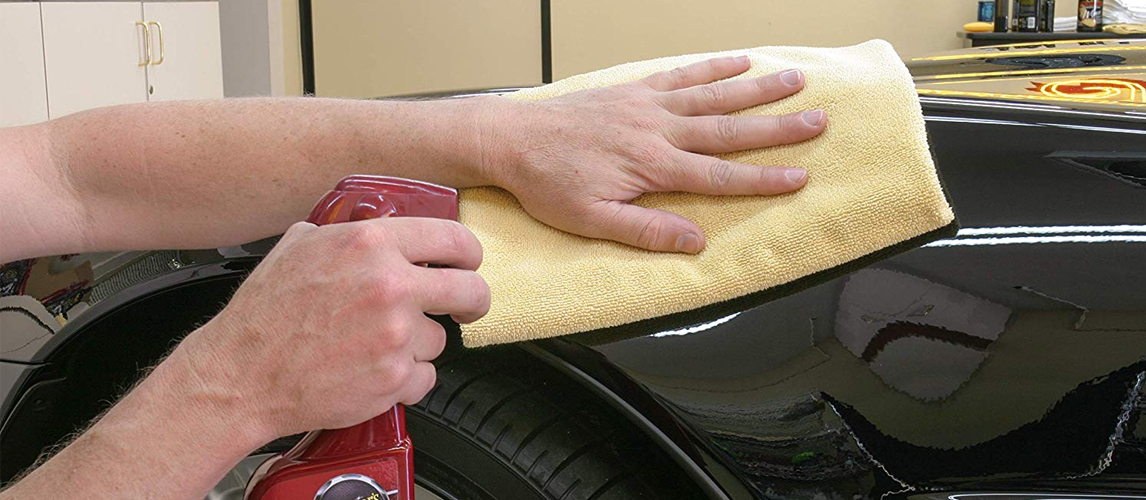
(143, 2, 223, 101)
(40, 2, 147, 119)
(0, 3, 50, 126)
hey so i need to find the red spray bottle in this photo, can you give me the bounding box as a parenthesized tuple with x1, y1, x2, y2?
(245, 175, 459, 500)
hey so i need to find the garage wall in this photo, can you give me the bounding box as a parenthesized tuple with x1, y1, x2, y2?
(267, 1, 1083, 97)
(552, 0, 975, 79)
(310, 0, 541, 98)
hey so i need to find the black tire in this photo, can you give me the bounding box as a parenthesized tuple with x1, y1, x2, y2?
(408, 344, 706, 500)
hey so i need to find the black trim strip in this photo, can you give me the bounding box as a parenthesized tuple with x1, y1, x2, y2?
(299, 0, 315, 95)
(540, 0, 552, 83)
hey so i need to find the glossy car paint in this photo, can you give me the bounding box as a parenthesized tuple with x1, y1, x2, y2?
(1, 41, 1143, 498)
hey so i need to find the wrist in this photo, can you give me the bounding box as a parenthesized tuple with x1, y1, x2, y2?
(466, 95, 526, 191)
(146, 325, 279, 452)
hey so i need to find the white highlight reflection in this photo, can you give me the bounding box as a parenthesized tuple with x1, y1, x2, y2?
(925, 225, 1146, 247)
(651, 312, 742, 338)
(958, 225, 1146, 235)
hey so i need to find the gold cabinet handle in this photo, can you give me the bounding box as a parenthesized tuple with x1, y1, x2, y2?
(136, 21, 151, 66)
(148, 21, 164, 65)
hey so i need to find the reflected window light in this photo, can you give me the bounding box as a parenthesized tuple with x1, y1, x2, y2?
(926, 225, 1146, 247)
(916, 88, 1146, 109)
(946, 494, 1146, 500)
(927, 235, 1146, 247)
(959, 225, 1146, 235)
(650, 312, 741, 338)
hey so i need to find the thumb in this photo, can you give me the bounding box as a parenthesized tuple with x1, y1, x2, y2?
(589, 201, 706, 254)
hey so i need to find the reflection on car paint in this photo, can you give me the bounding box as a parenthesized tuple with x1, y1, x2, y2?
(925, 225, 1146, 247)
(651, 312, 743, 338)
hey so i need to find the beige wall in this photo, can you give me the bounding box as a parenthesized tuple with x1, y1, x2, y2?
(273, 1, 1080, 96)
(310, 0, 541, 98)
(272, 0, 303, 96)
(554, 0, 976, 79)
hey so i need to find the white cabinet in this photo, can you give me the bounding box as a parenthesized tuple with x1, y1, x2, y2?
(41, 2, 149, 119)
(143, 2, 223, 102)
(2, 1, 223, 123)
(0, 3, 49, 127)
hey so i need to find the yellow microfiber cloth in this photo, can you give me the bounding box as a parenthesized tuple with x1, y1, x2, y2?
(459, 40, 956, 348)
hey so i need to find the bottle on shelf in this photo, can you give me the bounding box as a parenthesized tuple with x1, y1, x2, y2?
(994, 0, 1010, 31)
(1077, 0, 1104, 32)
(1018, 0, 1040, 31)
(1039, 0, 1055, 32)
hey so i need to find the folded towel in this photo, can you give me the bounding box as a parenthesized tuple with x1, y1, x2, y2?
(459, 40, 956, 347)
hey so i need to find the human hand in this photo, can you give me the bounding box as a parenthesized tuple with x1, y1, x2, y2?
(481, 56, 825, 254)
(173, 218, 489, 438)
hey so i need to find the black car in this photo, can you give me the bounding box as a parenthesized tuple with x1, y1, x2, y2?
(2, 39, 1144, 500)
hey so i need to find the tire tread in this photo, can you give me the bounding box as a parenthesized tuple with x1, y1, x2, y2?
(411, 347, 702, 500)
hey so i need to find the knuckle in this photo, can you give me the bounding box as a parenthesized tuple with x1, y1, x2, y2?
(343, 222, 386, 253)
(635, 216, 666, 249)
(387, 362, 413, 389)
(283, 221, 314, 240)
(441, 220, 479, 260)
(625, 114, 661, 133)
(440, 220, 467, 254)
(364, 268, 406, 306)
(772, 114, 790, 138)
(756, 165, 776, 188)
(757, 74, 777, 92)
(699, 83, 724, 108)
(378, 317, 413, 350)
(754, 76, 768, 92)
(667, 67, 690, 86)
(426, 326, 448, 360)
(716, 116, 740, 145)
(708, 159, 735, 189)
(421, 368, 438, 395)
(468, 273, 492, 315)
(406, 368, 436, 404)
(627, 143, 668, 167)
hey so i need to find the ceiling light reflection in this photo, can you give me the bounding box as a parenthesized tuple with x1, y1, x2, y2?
(651, 312, 742, 338)
(958, 225, 1146, 235)
(926, 235, 1146, 247)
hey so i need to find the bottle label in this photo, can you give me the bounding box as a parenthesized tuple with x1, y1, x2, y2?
(315, 470, 399, 500)
(1078, 0, 1103, 30)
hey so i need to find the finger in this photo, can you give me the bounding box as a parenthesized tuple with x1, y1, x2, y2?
(662, 69, 805, 116)
(411, 315, 447, 363)
(587, 201, 706, 254)
(413, 267, 491, 324)
(653, 151, 808, 196)
(379, 217, 483, 271)
(669, 110, 826, 154)
(282, 221, 317, 240)
(640, 56, 751, 92)
(397, 361, 437, 405)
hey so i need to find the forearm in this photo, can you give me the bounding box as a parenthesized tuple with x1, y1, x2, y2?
(1, 334, 272, 499)
(4, 96, 507, 261)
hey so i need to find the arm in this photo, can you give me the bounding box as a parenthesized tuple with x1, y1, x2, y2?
(3, 217, 490, 499)
(0, 57, 824, 263)
(0, 339, 270, 498)
(0, 96, 497, 262)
